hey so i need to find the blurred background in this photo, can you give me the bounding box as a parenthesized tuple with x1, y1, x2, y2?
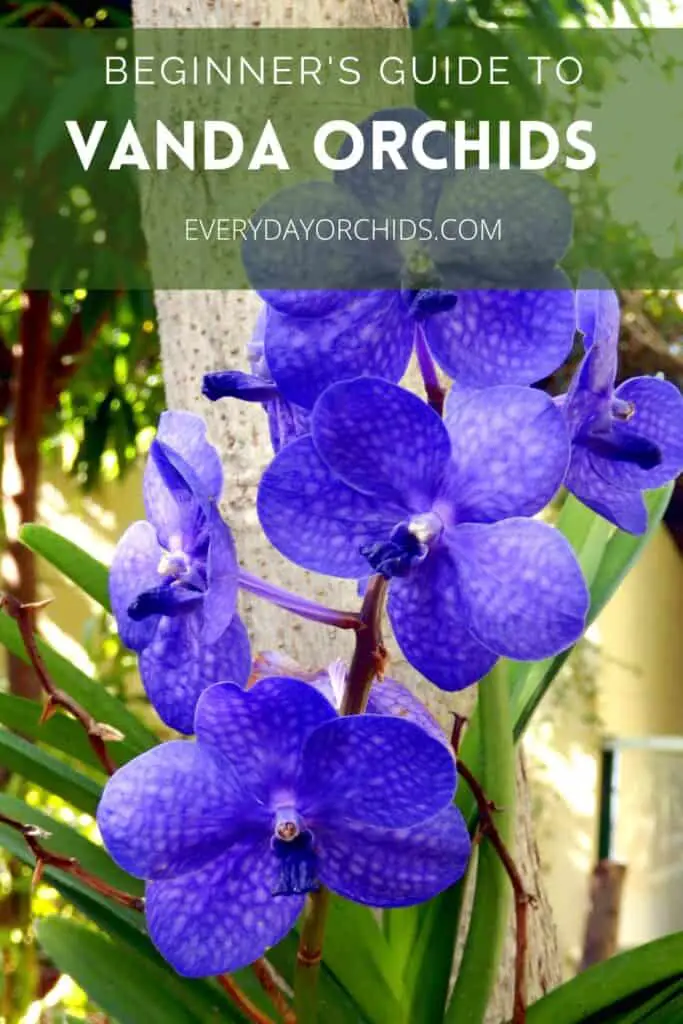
(0, 0, 683, 1020)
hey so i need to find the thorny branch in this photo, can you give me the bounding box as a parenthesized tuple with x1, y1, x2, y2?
(0, 594, 123, 775)
(452, 719, 536, 1024)
(217, 973, 277, 1024)
(0, 812, 143, 911)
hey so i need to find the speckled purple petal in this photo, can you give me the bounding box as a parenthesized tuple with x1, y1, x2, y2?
(335, 108, 449, 222)
(431, 168, 572, 280)
(264, 291, 414, 410)
(146, 840, 304, 977)
(450, 518, 589, 660)
(299, 715, 455, 829)
(139, 613, 251, 735)
(201, 505, 239, 643)
(312, 377, 450, 506)
(155, 411, 223, 499)
(242, 181, 374, 295)
(443, 385, 569, 522)
(194, 677, 337, 802)
(604, 377, 683, 490)
(142, 440, 207, 553)
(257, 436, 403, 579)
(109, 521, 163, 652)
(424, 286, 575, 387)
(367, 678, 445, 744)
(259, 290, 349, 318)
(565, 445, 648, 534)
(316, 804, 470, 908)
(576, 284, 620, 355)
(97, 741, 262, 881)
(388, 546, 497, 692)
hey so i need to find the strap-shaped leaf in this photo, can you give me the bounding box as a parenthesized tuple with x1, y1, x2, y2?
(0, 729, 102, 814)
(20, 523, 111, 612)
(525, 931, 683, 1024)
(36, 918, 219, 1024)
(0, 610, 156, 756)
(0, 693, 126, 773)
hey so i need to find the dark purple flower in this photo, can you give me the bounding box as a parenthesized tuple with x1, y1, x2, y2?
(258, 377, 589, 691)
(97, 676, 469, 976)
(202, 307, 310, 453)
(562, 287, 683, 533)
(240, 109, 576, 410)
(109, 411, 250, 733)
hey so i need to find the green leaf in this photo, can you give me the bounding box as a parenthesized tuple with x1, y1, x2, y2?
(0, 693, 121, 773)
(525, 931, 683, 1024)
(319, 895, 403, 1024)
(445, 661, 515, 1024)
(20, 523, 111, 612)
(36, 918, 219, 1024)
(34, 67, 104, 165)
(0, 609, 156, 757)
(0, 729, 101, 814)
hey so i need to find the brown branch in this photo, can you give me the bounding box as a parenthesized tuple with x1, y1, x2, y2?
(455, 739, 536, 1024)
(252, 959, 296, 1023)
(217, 973, 277, 1024)
(0, 811, 143, 911)
(0, 594, 123, 775)
(339, 575, 388, 716)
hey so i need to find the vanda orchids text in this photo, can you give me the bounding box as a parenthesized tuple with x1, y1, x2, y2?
(65, 116, 597, 172)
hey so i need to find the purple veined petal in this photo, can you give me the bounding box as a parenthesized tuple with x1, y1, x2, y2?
(242, 181, 377, 295)
(259, 290, 350, 318)
(430, 167, 572, 281)
(424, 283, 576, 387)
(366, 677, 445, 744)
(335, 107, 449, 222)
(139, 612, 251, 735)
(388, 545, 497, 692)
(442, 385, 569, 522)
(450, 518, 589, 660)
(143, 439, 208, 553)
(602, 377, 683, 490)
(202, 370, 279, 404)
(146, 839, 304, 977)
(576, 280, 620, 354)
(201, 505, 239, 643)
(312, 377, 451, 507)
(565, 445, 648, 534)
(155, 410, 223, 500)
(316, 804, 470, 909)
(298, 714, 455, 829)
(265, 396, 311, 453)
(194, 677, 337, 802)
(257, 436, 403, 579)
(97, 741, 265, 881)
(109, 521, 164, 652)
(264, 291, 415, 410)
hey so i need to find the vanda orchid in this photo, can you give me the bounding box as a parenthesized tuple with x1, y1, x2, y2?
(8, 111, 683, 1024)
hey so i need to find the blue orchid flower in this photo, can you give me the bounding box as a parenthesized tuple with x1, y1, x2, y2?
(97, 676, 470, 976)
(257, 377, 589, 691)
(109, 411, 250, 733)
(562, 286, 683, 533)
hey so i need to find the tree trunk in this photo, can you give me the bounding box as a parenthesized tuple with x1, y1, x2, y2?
(4, 291, 52, 701)
(131, 1, 562, 1017)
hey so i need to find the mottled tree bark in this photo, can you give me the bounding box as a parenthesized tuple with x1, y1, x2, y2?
(131, 1, 562, 1018)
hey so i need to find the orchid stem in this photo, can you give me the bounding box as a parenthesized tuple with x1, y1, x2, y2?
(293, 574, 387, 1019)
(238, 569, 361, 631)
(340, 575, 388, 716)
(415, 327, 445, 418)
(294, 887, 330, 1023)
